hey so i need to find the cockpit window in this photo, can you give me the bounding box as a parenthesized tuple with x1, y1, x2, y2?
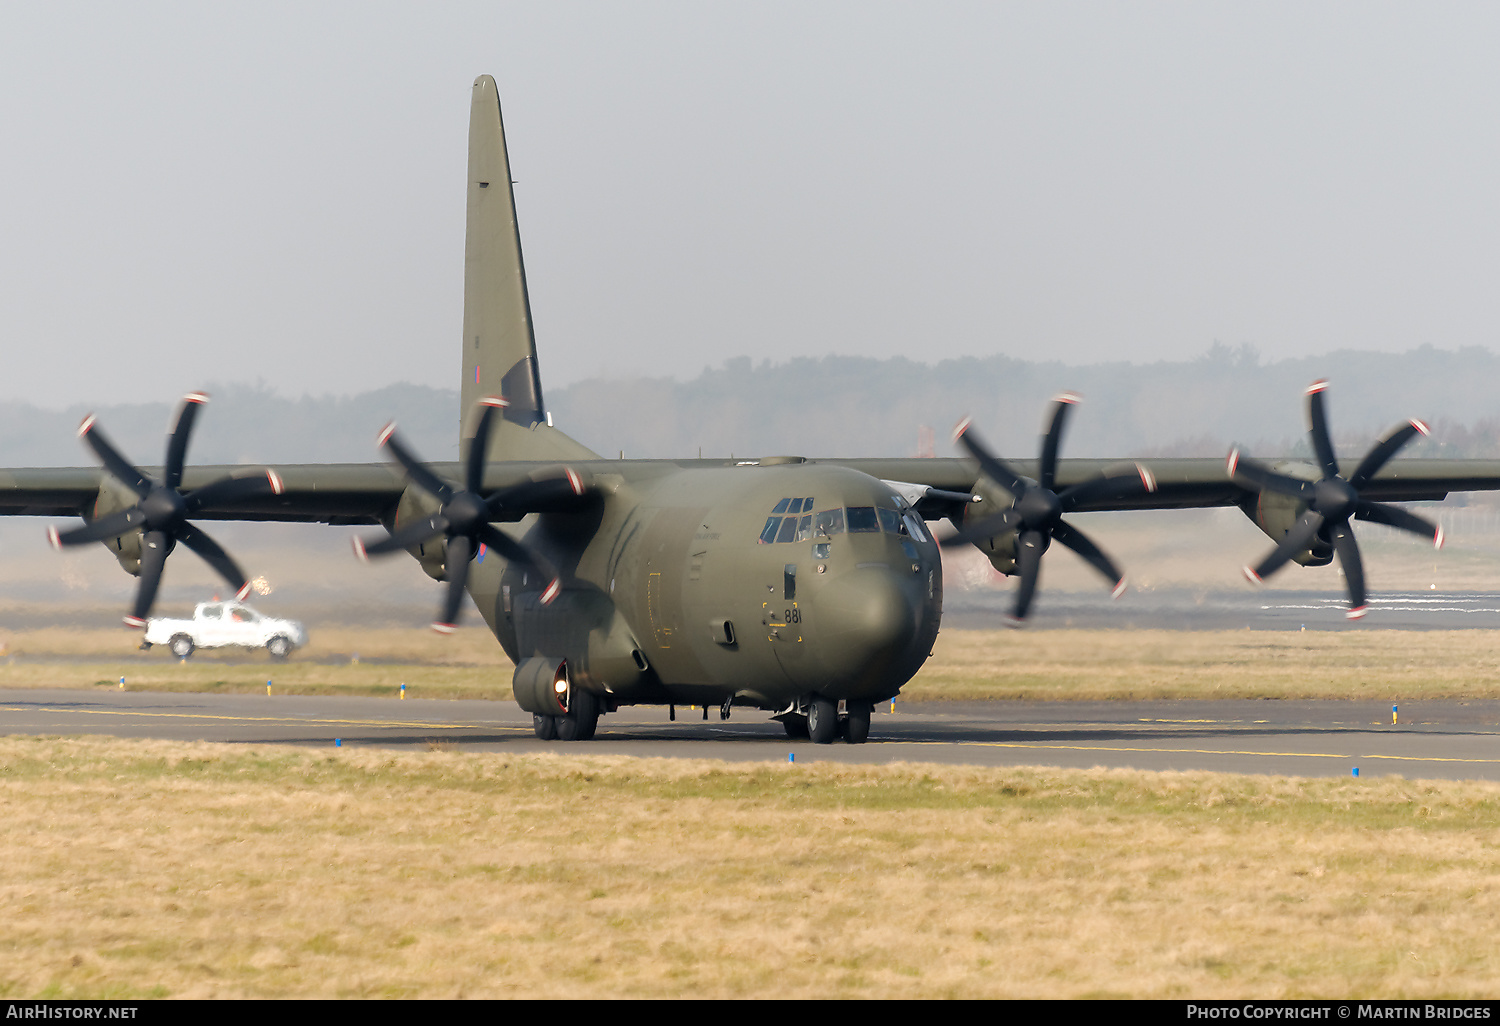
(766, 501, 919, 544)
(846, 506, 880, 533)
(759, 517, 783, 544)
(774, 516, 799, 543)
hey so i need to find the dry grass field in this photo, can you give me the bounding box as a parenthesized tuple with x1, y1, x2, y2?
(0, 623, 513, 699)
(4, 622, 1500, 702)
(3, 735, 1500, 999)
(914, 629, 1500, 701)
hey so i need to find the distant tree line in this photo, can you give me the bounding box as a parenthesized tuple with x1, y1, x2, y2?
(5, 346, 1500, 470)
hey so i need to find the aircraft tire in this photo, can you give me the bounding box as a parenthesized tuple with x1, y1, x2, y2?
(533, 714, 558, 740)
(845, 702, 872, 744)
(782, 715, 809, 739)
(169, 635, 194, 659)
(807, 695, 839, 744)
(556, 688, 600, 742)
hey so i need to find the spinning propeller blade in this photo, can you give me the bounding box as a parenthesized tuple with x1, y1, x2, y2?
(943, 394, 1151, 623)
(1230, 382, 1439, 618)
(354, 397, 587, 632)
(50, 392, 279, 627)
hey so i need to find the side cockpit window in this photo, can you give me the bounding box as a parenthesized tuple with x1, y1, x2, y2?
(813, 508, 845, 538)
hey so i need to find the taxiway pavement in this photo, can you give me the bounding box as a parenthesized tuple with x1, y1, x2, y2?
(4, 689, 1498, 781)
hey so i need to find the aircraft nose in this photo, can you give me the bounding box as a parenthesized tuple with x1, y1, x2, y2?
(813, 568, 920, 692)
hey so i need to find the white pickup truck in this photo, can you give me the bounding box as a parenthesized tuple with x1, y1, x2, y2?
(143, 601, 308, 660)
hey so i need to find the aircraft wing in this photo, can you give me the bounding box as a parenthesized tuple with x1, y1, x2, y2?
(12, 456, 1500, 526)
(2, 459, 643, 526)
(0, 464, 409, 524)
(821, 456, 1500, 512)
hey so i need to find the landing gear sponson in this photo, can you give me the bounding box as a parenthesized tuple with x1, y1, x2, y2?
(517, 656, 879, 744)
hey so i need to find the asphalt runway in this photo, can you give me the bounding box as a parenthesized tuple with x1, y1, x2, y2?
(5, 688, 1500, 781)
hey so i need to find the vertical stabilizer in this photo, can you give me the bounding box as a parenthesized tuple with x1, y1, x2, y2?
(461, 76, 596, 461)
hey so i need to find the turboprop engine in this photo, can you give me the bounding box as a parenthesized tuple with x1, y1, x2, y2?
(1228, 380, 1443, 619)
(1237, 462, 1333, 568)
(49, 393, 282, 626)
(941, 394, 1154, 623)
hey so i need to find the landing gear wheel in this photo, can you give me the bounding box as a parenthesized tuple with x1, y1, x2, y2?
(845, 701, 872, 745)
(556, 688, 600, 741)
(267, 635, 292, 660)
(533, 714, 558, 740)
(169, 634, 194, 659)
(782, 715, 809, 739)
(807, 695, 839, 744)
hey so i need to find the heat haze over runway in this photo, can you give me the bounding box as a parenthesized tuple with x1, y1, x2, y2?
(946, 589, 1500, 631)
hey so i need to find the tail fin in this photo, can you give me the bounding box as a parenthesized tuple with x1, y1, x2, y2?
(461, 75, 597, 462)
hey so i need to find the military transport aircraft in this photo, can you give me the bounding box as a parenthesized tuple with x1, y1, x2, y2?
(9, 75, 1500, 745)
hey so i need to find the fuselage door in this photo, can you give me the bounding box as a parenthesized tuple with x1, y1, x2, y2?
(646, 571, 673, 648)
(763, 562, 801, 643)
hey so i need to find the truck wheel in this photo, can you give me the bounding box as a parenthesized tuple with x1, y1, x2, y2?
(169, 635, 194, 659)
(267, 636, 292, 660)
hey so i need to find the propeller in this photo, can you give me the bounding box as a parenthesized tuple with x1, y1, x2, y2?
(1230, 379, 1441, 619)
(353, 396, 588, 633)
(942, 393, 1158, 623)
(47, 392, 284, 627)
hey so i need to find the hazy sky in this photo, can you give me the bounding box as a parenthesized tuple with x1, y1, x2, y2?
(3, 2, 1499, 409)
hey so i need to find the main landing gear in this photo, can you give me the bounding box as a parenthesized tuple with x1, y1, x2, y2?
(533, 688, 600, 741)
(783, 695, 873, 745)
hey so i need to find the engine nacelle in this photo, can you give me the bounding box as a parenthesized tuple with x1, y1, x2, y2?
(958, 478, 1019, 575)
(1240, 462, 1333, 567)
(392, 485, 447, 581)
(89, 480, 144, 577)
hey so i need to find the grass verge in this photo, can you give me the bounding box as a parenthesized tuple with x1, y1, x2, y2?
(2, 735, 1499, 998)
(5, 627, 1500, 702)
(904, 628, 1500, 701)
